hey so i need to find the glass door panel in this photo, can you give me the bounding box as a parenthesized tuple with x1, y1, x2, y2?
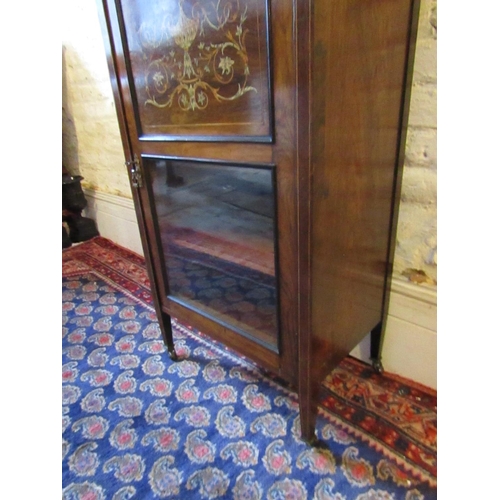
(146, 157, 279, 350)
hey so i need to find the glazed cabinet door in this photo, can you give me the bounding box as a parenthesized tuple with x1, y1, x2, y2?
(97, 0, 299, 385)
(144, 156, 280, 350)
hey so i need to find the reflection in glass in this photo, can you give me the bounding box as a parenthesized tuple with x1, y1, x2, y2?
(147, 157, 279, 349)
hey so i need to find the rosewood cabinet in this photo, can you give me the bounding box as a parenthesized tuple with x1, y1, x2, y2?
(97, 0, 420, 442)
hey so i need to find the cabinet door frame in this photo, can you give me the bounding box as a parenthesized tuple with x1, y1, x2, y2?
(96, 0, 300, 386)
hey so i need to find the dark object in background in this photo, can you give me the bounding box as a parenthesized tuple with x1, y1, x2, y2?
(62, 225, 72, 249)
(62, 174, 99, 246)
(63, 174, 87, 212)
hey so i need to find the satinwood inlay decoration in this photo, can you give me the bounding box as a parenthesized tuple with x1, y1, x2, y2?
(120, 0, 272, 140)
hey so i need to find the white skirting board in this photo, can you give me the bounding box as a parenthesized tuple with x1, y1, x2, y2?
(349, 280, 437, 390)
(83, 189, 144, 257)
(83, 188, 437, 390)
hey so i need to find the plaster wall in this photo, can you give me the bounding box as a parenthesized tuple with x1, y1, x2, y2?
(62, 0, 437, 287)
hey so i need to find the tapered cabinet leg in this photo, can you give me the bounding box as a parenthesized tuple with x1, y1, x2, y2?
(298, 380, 321, 446)
(158, 311, 178, 361)
(370, 321, 384, 374)
(299, 402, 319, 445)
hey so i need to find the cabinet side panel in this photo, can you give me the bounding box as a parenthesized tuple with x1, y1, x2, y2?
(310, 0, 416, 378)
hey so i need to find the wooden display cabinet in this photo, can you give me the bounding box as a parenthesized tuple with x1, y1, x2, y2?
(96, 0, 420, 442)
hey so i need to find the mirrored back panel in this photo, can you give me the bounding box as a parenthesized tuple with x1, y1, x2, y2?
(145, 156, 279, 350)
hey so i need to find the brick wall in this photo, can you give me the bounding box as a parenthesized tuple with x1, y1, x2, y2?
(394, 0, 437, 285)
(62, 0, 130, 198)
(62, 0, 437, 287)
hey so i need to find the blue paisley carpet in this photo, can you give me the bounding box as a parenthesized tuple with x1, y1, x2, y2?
(62, 237, 437, 499)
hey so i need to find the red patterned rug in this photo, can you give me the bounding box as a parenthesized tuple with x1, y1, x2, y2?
(320, 360, 437, 480)
(63, 237, 437, 489)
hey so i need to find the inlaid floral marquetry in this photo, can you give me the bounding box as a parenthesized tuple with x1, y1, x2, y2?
(120, 0, 272, 140)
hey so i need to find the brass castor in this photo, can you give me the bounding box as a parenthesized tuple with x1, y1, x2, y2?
(371, 359, 384, 375)
(168, 349, 179, 361)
